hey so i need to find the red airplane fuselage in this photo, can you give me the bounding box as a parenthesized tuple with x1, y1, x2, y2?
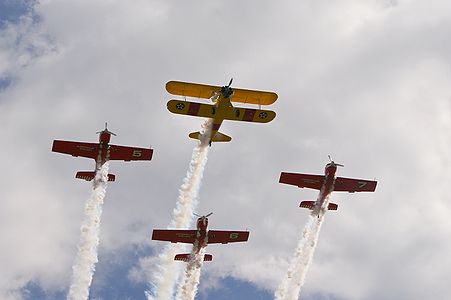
(314, 163, 338, 214)
(193, 216, 209, 254)
(96, 130, 112, 167)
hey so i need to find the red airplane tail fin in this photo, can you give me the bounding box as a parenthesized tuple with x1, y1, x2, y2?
(75, 171, 116, 182)
(300, 201, 338, 211)
(174, 254, 213, 262)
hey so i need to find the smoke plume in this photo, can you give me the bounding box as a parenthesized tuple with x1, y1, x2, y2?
(146, 120, 212, 300)
(67, 162, 109, 300)
(274, 196, 330, 300)
(175, 236, 208, 300)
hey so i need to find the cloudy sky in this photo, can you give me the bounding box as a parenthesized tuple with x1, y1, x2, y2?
(1, 0, 451, 299)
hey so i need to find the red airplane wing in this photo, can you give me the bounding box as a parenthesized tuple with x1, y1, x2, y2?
(151, 229, 197, 244)
(279, 172, 325, 190)
(334, 177, 377, 193)
(207, 230, 249, 244)
(52, 140, 99, 159)
(108, 145, 153, 161)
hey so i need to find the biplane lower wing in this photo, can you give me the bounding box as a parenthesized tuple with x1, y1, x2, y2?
(207, 230, 249, 244)
(168, 100, 276, 123)
(151, 229, 197, 244)
(52, 140, 99, 159)
(108, 145, 153, 161)
(224, 107, 276, 123)
(166, 81, 278, 105)
(167, 100, 216, 118)
(279, 172, 325, 190)
(334, 177, 377, 193)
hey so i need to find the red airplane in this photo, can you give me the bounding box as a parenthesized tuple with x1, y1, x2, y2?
(52, 123, 153, 182)
(152, 213, 249, 262)
(279, 156, 377, 216)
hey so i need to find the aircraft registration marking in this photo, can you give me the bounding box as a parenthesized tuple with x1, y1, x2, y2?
(176, 233, 195, 238)
(229, 233, 239, 240)
(132, 150, 142, 158)
(77, 146, 95, 152)
(358, 181, 368, 188)
(303, 179, 319, 184)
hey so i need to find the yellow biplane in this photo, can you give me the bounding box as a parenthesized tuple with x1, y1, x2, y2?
(166, 79, 277, 145)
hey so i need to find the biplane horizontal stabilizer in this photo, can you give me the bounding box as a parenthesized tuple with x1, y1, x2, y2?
(189, 131, 232, 143)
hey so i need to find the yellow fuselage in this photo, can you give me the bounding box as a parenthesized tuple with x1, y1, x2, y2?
(209, 95, 233, 140)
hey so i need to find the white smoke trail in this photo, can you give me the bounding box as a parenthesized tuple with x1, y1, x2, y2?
(175, 237, 207, 300)
(274, 198, 329, 300)
(146, 120, 212, 300)
(67, 162, 109, 300)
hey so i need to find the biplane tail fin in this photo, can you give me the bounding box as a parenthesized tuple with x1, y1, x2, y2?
(76, 171, 116, 182)
(189, 131, 232, 144)
(174, 253, 213, 262)
(299, 201, 338, 211)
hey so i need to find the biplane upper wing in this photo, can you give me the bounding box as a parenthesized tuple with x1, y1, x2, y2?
(334, 177, 377, 193)
(207, 230, 249, 244)
(279, 172, 325, 190)
(151, 229, 197, 244)
(166, 81, 220, 99)
(224, 107, 276, 123)
(230, 88, 278, 105)
(108, 145, 153, 161)
(52, 140, 99, 159)
(166, 81, 278, 105)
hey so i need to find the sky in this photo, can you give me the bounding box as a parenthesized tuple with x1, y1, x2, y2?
(1, 0, 451, 299)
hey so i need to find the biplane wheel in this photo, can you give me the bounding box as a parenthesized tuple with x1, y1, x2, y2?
(259, 112, 268, 119)
(176, 103, 185, 110)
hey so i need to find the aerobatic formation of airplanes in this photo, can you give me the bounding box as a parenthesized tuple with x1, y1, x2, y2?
(49, 78, 379, 283)
(279, 156, 378, 217)
(52, 123, 153, 181)
(166, 79, 278, 145)
(152, 213, 250, 262)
